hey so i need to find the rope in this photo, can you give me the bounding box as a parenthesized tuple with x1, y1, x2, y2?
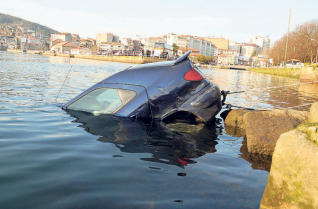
(55, 57, 73, 103)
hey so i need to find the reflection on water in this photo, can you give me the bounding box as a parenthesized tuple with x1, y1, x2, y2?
(67, 110, 220, 167)
(205, 69, 318, 111)
(1, 52, 317, 209)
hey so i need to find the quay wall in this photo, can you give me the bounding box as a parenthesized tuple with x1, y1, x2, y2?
(6, 49, 162, 64)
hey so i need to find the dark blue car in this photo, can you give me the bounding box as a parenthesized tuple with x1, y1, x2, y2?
(62, 51, 222, 124)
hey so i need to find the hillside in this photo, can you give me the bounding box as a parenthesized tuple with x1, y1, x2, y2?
(0, 13, 58, 36)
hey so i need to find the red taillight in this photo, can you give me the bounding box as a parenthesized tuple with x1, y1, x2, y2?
(184, 68, 203, 81)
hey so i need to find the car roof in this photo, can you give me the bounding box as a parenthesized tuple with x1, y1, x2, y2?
(102, 50, 193, 88)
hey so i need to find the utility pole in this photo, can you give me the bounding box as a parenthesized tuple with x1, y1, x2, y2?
(284, 8, 291, 66)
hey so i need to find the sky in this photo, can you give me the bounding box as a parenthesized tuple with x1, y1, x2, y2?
(1, 0, 317, 43)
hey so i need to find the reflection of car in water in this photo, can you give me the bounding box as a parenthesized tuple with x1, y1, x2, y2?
(67, 110, 221, 167)
(62, 51, 222, 124)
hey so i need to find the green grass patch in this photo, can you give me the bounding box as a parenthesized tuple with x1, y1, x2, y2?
(248, 67, 301, 79)
(297, 123, 318, 144)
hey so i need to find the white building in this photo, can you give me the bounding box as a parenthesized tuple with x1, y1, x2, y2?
(166, 34, 215, 57)
(166, 33, 188, 48)
(229, 40, 242, 53)
(218, 54, 239, 65)
(250, 35, 270, 49)
(241, 43, 260, 58)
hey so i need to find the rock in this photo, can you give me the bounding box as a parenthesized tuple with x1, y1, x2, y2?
(260, 130, 318, 209)
(224, 109, 251, 137)
(308, 102, 318, 123)
(239, 138, 272, 171)
(244, 109, 308, 156)
(300, 67, 318, 82)
(298, 84, 318, 97)
(297, 123, 318, 144)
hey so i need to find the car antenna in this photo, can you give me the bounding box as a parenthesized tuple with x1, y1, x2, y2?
(55, 56, 73, 103)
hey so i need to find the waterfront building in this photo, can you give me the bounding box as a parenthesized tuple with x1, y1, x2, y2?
(213, 47, 220, 56)
(204, 37, 229, 50)
(252, 55, 272, 67)
(229, 40, 242, 53)
(238, 55, 252, 66)
(70, 47, 92, 56)
(0, 36, 17, 49)
(96, 33, 119, 46)
(50, 33, 72, 48)
(177, 47, 202, 57)
(166, 33, 188, 48)
(143, 37, 166, 57)
(240, 43, 260, 59)
(153, 42, 173, 58)
(218, 54, 239, 65)
(20, 36, 47, 50)
(166, 34, 215, 57)
(121, 38, 143, 55)
(250, 35, 271, 49)
(79, 38, 95, 48)
(218, 48, 237, 56)
(50, 42, 78, 54)
(144, 37, 166, 46)
(98, 42, 127, 55)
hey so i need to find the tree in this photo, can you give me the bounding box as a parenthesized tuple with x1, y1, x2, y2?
(269, 20, 318, 65)
(195, 55, 217, 64)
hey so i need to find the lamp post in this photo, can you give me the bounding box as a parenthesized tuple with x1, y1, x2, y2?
(284, 8, 291, 66)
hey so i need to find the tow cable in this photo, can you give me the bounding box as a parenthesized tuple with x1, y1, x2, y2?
(221, 90, 245, 106)
(221, 79, 318, 112)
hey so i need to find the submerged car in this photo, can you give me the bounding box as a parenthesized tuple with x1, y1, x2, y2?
(62, 51, 222, 124)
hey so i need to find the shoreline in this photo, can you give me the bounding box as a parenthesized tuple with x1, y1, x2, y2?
(247, 67, 302, 79)
(247, 67, 318, 82)
(6, 49, 164, 64)
(6, 49, 318, 82)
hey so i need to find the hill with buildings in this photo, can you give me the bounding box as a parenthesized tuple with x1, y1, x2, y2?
(0, 13, 58, 37)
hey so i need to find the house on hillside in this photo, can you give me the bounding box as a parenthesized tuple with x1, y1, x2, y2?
(50, 33, 72, 48)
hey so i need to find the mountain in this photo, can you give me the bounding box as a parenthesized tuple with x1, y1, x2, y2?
(0, 13, 58, 36)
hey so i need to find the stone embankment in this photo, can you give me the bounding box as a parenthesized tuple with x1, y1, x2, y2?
(225, 103, 318, 209)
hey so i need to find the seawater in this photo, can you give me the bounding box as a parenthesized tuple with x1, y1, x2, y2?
(1, 52, 317, 209)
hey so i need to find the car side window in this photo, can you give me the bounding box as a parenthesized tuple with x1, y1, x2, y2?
(67, 88, 136, 115)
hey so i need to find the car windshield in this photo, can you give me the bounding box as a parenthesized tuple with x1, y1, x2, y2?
(67, 88, 136, 115)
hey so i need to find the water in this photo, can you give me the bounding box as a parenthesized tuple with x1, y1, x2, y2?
(1, 52, 317, 209)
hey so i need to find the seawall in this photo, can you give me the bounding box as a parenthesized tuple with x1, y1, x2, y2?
(6, 49, 163, 64)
